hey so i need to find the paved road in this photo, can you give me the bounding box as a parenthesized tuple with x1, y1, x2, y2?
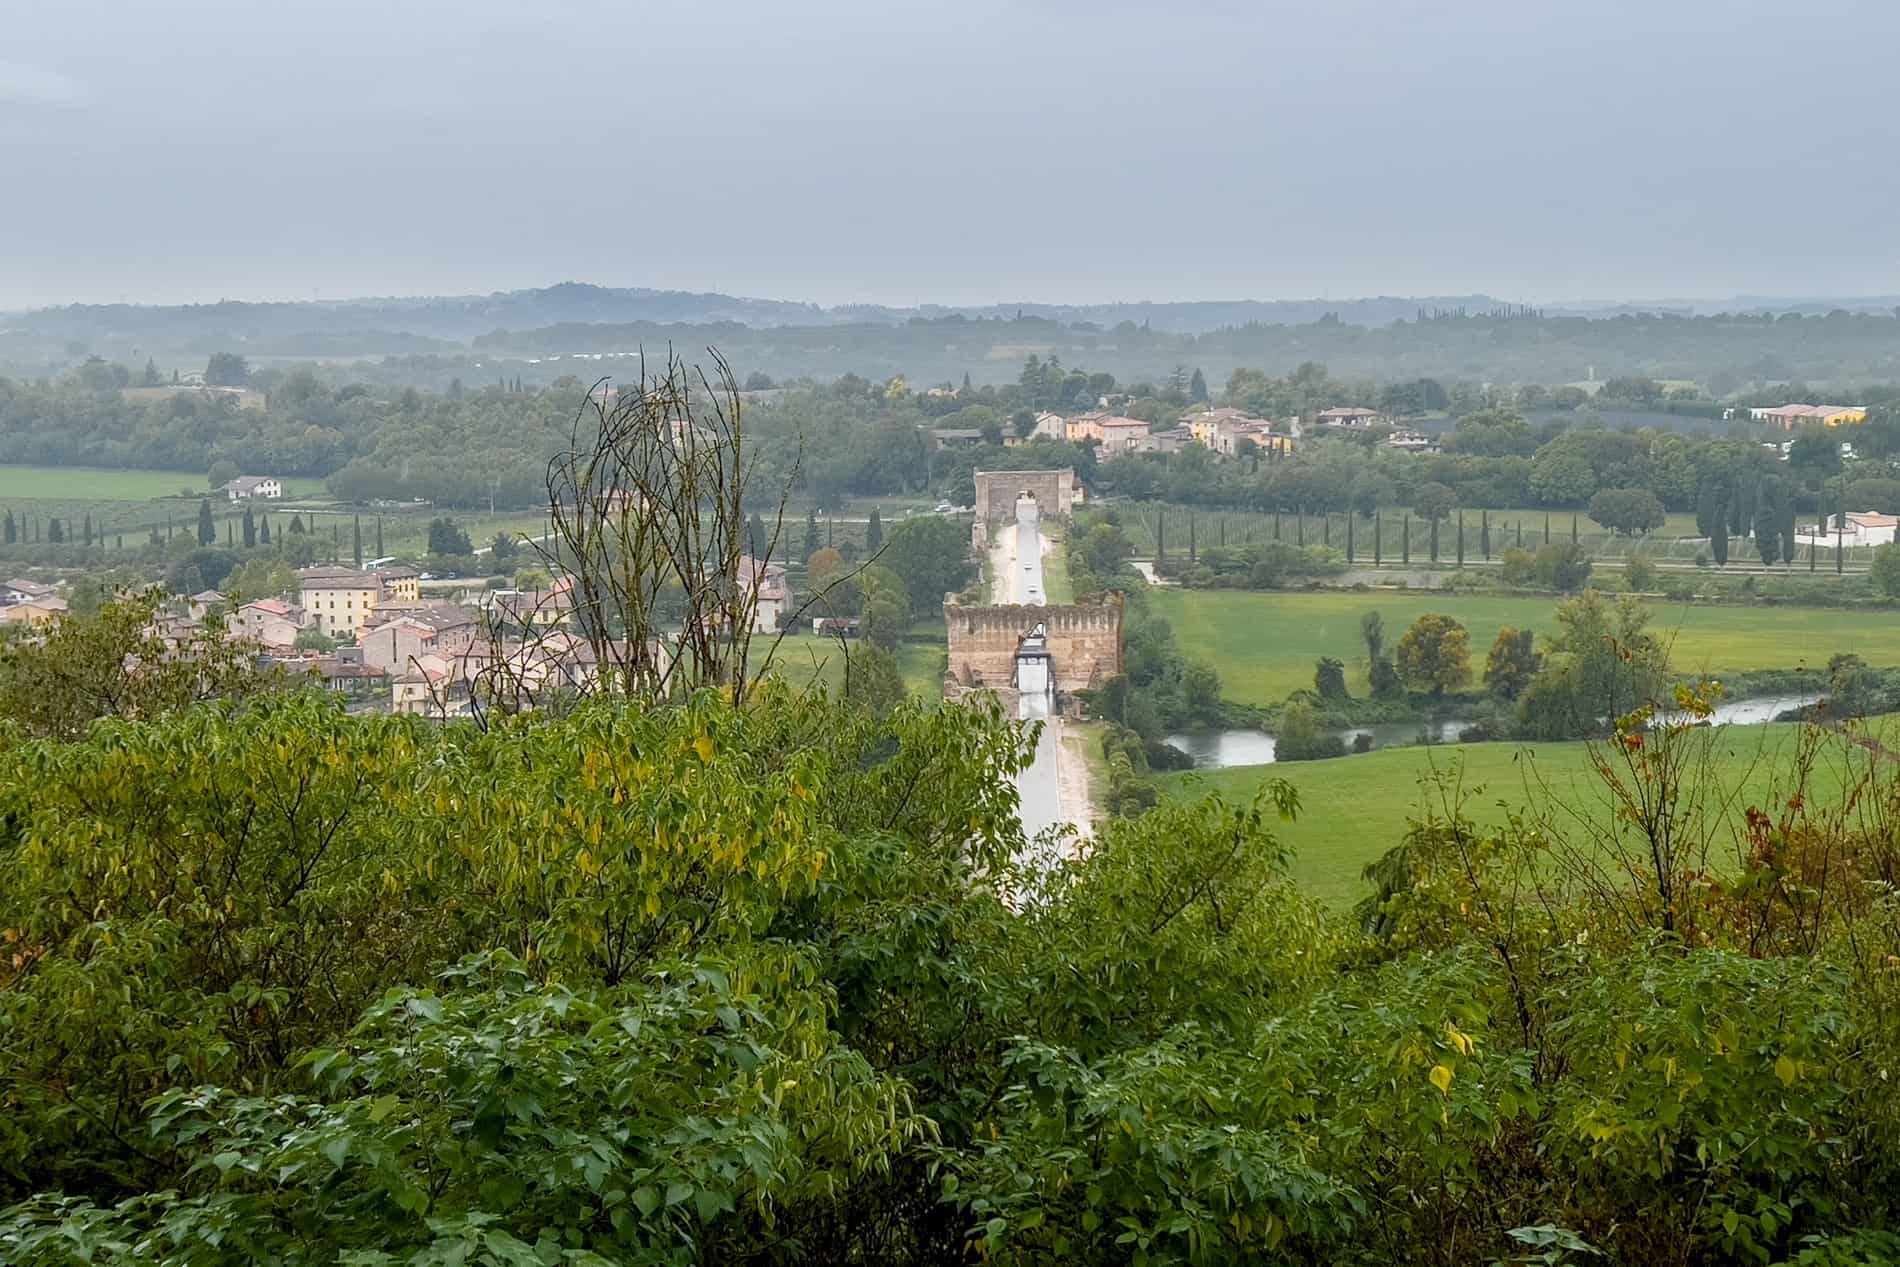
(1007, 498, 1067, 849)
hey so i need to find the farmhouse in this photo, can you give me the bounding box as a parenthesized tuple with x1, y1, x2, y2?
(221, 476, 283, 501)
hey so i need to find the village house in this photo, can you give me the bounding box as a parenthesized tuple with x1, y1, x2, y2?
(1095, 416, 1152, 456)
(1137, 426, 1195, 455)
(220, 476, 283, 501)
(231, 598, 309, 651)
(376, 565, 423, 604)
(360, 605, 482, 676)
(0, 594, 68, 628)
(0, 578, 58, 607)
(1064, 411, 1108, 443)
(490, 585, 576, 631)
(298, 566, 384, 639)
(392, 657, 459, 717)
(186, 589, 226, 620)
(739, 556, 789, 632)
(1751, 404, 1869, 430)
(1030, 411, 1067, 441)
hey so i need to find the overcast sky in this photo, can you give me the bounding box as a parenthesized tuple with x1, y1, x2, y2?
(3, 0, 1896, 311)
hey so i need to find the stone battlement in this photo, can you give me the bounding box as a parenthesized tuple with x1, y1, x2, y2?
(972, 469, 1077, 525)
(943, 596, 1122, 695)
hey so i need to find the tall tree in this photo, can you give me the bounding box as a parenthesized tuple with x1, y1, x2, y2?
(866, 506, 883, 552)
(353, 515, 363, 568)
(242, 506, 256, 548)
(1188, 367, 1208, 403)
(375, 516, 385, 557)
(196, 498, 216, 547)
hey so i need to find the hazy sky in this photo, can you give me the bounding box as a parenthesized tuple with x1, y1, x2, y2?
(4, 0, 1897, 310)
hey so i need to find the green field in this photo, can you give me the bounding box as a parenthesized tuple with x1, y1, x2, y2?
(0, 466, 322, 500)
(1163, 724, 1853, 908)
(1149, 588, 1900, 706)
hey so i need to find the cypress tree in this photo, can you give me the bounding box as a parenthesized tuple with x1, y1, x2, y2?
(1296, 510, 1305, 547)
(1515, 520, 1523, 549)
(1345, 511, 1355, 563)
(1836, 488, 1845, 575)
(1322, 513, 1330, 548)
(1543, 513, 1550, 545)
(1155, 511, 1165, 563)
(802, 513, 818, 561)
(83, 514, 93, 547)
(2, 509, 13, 545)
(1480, 509, 1491, 558)
(1188, 513, 1197, 563)
(866, 507, 883, 552)
(1402, 514, 1411, 565)
(1429, 516, 1439, 563)
(116, 535, 123, 549)
(197, 498, 215, 546)
(1571, 514, 1579, 544)
(1373, 511, 1382, 565)
(225, 517, 232, 546)
(260, 514, 271, 545)
(1272, 510, 1280, 540)
(242, 506, 256, 548)
(1456, 510, 1465, 567)
(47, 518, 63, 544)
(376, 516, 385, 557)
(353, 515, 363, 568)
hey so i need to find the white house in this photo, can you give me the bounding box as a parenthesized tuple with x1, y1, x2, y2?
(1797, 511, 1899, 549)
(221, 476, 283, 501)
(739, 556, 788, 633)
(1312, 406, 1387, 429)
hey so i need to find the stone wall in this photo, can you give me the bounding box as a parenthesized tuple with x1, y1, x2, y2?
(972, 468, 1077, 525)
(943, 597, 1122, 694)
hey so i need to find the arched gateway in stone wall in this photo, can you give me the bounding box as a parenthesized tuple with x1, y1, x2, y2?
(972, 468, 1077, 525)
(942, 597, 1122, 695)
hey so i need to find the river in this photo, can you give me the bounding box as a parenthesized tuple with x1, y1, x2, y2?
(1163, 692, 1822, 770)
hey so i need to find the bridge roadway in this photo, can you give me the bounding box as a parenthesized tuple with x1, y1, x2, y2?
(1005, 499, 1068, 856)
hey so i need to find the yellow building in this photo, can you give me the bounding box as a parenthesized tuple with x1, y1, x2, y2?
(298, 566, 383, 638)
(376, 566, 422, 604)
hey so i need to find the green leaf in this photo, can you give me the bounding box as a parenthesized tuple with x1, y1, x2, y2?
(632, 1186, 661, 1217)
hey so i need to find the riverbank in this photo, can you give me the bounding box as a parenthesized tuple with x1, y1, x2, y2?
(1164, 720, 1887, 907)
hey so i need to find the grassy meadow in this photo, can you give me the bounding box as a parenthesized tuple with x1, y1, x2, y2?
(1161, 722, 1869, 908)
(1148, 588, 1900, 706)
